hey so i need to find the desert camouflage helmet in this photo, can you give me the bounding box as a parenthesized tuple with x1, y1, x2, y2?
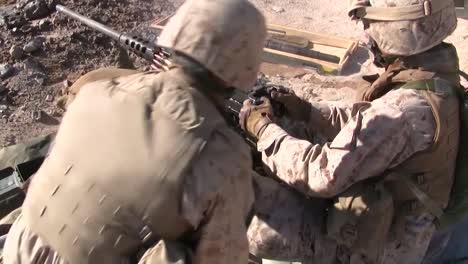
(157, 0, 267, 92)
(348, 0, 457, 56)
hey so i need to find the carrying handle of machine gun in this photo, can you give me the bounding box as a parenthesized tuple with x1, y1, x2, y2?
(248, 86, 286, 117)
(55, 5, 172, 71)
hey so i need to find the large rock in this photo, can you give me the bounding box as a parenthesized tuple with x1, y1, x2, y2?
(23, 57, 45, 73)
(25, 0, 49, 20)
(0, 9, 27, 29)
(0, 103, 8, 117)
(23, 37, 44, 53)
(30, 72, 47, 85)
(0, 64, 14, 80)
(17, 0, 50, 21)
(9, 45, 24, 60)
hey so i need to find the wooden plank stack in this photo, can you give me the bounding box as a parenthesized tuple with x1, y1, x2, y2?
(151, 15, 358, 75)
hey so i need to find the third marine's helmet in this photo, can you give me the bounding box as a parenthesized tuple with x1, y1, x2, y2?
(348, 0, 457, 56)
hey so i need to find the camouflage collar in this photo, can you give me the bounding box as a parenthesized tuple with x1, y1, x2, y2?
(394, 42, 460, 74)
(359, 43, 461, 102)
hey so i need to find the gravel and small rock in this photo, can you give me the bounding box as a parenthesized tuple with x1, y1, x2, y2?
(271, 6, 285, 13)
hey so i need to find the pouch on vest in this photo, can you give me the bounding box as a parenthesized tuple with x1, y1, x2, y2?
(0, 133, 53, 219)
(439, 86, 468, 228)
(326, 181, 394, 261)
(398, 79, 468, 229)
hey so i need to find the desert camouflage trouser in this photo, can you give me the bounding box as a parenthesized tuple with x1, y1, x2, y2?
(248, 173, 332, 264)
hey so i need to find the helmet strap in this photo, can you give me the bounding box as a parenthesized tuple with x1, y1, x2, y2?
(366, 37, 399, 68)
(171, 51, 236, 106)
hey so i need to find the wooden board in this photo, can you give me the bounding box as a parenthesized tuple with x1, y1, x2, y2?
(150, 15, 357, 75)
(264, 24, 357, 74)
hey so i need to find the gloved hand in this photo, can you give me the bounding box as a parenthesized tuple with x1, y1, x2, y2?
(268, 87, 311, 122)
(239, 97, 274, 139)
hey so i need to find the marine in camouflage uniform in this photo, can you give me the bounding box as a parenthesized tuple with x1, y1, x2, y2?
(2, 0, 267, 263)
(243, 0, 463, 263)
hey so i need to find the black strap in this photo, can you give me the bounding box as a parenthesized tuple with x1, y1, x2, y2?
(459, 70, 468, 83)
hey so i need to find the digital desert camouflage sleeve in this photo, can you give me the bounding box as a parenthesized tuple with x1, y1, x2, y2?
(181, 127, 254, 264)
(305, 101, 356, 140)
(257, 89, 436, 198)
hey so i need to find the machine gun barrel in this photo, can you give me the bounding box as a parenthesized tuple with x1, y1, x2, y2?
(56, 5, 120, 41)
(56, 4, 172, 70)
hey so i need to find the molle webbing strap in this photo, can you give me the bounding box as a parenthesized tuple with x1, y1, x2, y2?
(397, 170, 445, 219)
(401, 78, 463, 98)
(395, 78, 459, 224)
(353, 0, 452, 21)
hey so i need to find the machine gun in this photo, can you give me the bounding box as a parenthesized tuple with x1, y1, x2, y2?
(55, 5, 285, 171)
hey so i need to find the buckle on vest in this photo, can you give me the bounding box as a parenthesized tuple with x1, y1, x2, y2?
(404, 200, 420, 212)
(423, 0, 432, 16)
(414, 173, 425, 185)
